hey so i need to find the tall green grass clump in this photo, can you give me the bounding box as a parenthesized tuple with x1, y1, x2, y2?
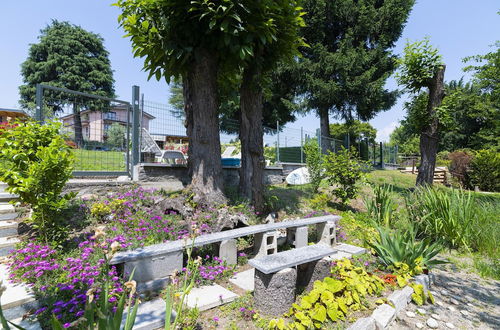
(364, 184, 397, 227)
(406, 186, 499, 255)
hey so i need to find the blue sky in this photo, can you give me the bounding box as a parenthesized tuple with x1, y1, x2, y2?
(0, 1, 498, 141)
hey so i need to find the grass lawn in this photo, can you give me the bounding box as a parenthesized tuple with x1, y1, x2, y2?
(73, 149, 126, 172)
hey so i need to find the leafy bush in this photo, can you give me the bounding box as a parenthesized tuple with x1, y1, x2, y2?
(469, 149, 500, 192)
(364, 184, 397, 227)
(303, 139, 323, 192)
(367, 226, 446, 273)
(0, 120, 75, 243)
(324, 148, 366, 207)
(448, 150, 473, 188)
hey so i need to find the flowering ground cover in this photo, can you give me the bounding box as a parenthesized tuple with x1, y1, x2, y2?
(6, 187, 219, 327)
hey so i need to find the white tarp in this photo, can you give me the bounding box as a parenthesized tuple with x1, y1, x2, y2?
(286, 167, 311, 185)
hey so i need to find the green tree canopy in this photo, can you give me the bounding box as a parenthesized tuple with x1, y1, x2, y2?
(19, 20, 115, 147)
(297, 0, 414, 152)
(329, 120, 377, 145)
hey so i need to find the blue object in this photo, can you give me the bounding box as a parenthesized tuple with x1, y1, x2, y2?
(221, 158, 240, 167)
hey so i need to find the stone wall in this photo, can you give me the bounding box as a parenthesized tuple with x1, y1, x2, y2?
(133, 164, 285, 186)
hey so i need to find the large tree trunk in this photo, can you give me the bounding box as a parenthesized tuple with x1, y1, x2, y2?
(417, 65, 446, 186)
(73, 103, 84, 148)
(183, 48, 226, 205)
(239, 66, 265, 212)
(319, 107, 330, 154)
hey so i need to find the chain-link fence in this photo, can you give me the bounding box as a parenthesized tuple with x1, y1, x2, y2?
(31, 84, 398, 176)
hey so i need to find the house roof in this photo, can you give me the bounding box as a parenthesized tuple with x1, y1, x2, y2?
(0, 108, 29, 118)
(59, 106, 155, 120)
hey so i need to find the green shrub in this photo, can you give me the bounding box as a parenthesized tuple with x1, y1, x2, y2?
(367, 226, 446, 273)
(303, 139, 323, 192)
(448, 150, 473, 188)
(0, 120, 75, 243)
(364, 184, 397, 227)
(324, 148, 365, 207)
(469, 149, 500, 192)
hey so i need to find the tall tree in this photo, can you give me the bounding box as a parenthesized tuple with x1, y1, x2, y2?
(397, 38, 445, 185)
(116, 0, 294, 206)
(19, 20, 115, 147)
(298, 0, 413, 153)
(237, 0, 304, 211)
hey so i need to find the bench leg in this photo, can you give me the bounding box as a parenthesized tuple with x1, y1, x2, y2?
(254, 268, 297, 316)
(286, 226, 308, 248)
(316, 221, 337, 246)
(218, 239, 237, 265)
(297, 257, 333, 292)
(254, 231, 278, 258)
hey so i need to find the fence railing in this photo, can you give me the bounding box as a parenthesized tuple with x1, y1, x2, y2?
(30, 84, 398, 177)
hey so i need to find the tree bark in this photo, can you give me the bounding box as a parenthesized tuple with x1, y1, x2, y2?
(183, 48, 226, 206)
(416, 65, 446, 186)
(73, 103, 84, 148)
(319, 107, 330, 154)
(239, 66, 265, 212)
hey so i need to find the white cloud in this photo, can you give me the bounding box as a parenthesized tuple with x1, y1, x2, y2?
(376, 121, 398, 142)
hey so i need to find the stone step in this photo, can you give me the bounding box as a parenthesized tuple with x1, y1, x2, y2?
(0, 220, 18, 238)
(0, 236, 19, 257)
(121, 298, 168, 330)
(0, 192, 18, 203)
(0, 203, 15, 214)
(184, 284, 238, 311)
(0, 212, 18, 222)
(0, 264, 38, 320)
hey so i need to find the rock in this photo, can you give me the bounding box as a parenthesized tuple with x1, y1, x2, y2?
(460, 310, 469, 317)
(265, 213, 277, 224)
(415, 322, 424, 329)
(388, 286, 414, 312)
(431, 313, 441, 320)
(441, 289, 449, 296)
(467, 302, 474, 307)
(347, 317, 376, 330)
(406, 311, 416, 318)
(156, 196, 194, 220)
(414, 274, 431, 292)
(417, 308, 426, 315)
(448, 305, 456, 312)
(372, 304, 395, 329)
(436, 301, 444, 306)
(445, 322, 455, 329)
(426, 318, 439, 329)
(450, 298, 459, 305)
(214, 207, 250, 232)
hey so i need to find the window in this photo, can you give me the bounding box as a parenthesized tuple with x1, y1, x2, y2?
(104, 124, 111, 131)
(104, 112, 117, 120)
(85, 126, 90, 137)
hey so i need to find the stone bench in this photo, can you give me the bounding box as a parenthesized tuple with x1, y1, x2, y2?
(250, 244, 339, 315)
(110, 215, 339, 290)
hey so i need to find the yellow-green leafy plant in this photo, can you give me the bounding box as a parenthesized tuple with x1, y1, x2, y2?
(409, 283, 435, 306)
(270, 258, 385, 329)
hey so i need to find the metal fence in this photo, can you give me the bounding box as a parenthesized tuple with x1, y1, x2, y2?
(35, 84, 132, 176)
(31, 84, 398, 177)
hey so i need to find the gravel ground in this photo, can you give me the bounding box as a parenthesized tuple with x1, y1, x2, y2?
(389, 266, 500, 330)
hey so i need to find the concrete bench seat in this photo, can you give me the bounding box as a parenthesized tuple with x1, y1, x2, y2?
(110, 214, 339, 291)
(249, 244, 336, 274)
(110, 214, 339, 264)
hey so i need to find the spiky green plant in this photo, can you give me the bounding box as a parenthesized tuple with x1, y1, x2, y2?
(364, 184, 397, 227)
(368, 226, 447, 272)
